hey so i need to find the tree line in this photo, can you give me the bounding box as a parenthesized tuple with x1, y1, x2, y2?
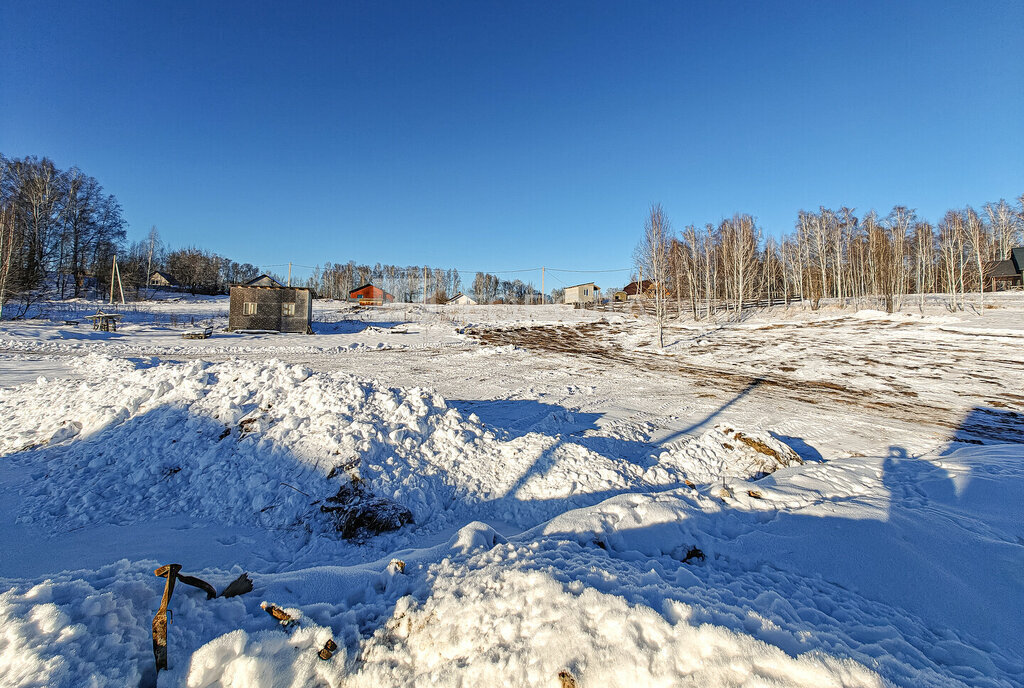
(0, 154, 264, 316)
(636, 194, 1024, 337)
(0, 154, 126, 316)
(304, 263, 542, 304)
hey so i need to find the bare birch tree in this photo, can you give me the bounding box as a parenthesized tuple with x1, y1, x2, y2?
(634, 203, 671, 347)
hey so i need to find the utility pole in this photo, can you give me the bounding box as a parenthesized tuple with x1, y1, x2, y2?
(541, 267, 545, 305)
(117, 258, 125, 305)
(287, 262, 292, 287)
(108, 255, 125, 305)
(422, 266, 427, 305)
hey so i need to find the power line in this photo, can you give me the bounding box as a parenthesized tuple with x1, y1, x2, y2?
(546, 267, 631, 273)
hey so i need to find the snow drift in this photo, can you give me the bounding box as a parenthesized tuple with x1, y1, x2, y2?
(0, 355, 802, 539)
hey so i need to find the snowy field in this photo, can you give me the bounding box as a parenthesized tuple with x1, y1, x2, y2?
(1, 292, 1022, 687)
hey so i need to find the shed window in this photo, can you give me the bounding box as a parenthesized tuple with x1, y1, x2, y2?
(282, 303, 295, 316)
(243, 302, 257, 315)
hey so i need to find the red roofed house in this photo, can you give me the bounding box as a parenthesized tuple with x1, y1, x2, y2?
(349, 284, 395, 306)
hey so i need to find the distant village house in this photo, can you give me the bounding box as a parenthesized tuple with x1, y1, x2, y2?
(985, 248, 1024, 291)
(228, 275, 314, 333)
(563, 282, 599, 305)
(349, 284, 395, 306)
(446, 293, 478, 305)
(149, 271, 178, 288)
(623, 279, 670, 300)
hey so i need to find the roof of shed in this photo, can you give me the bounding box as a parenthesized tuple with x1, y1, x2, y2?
(245, 274, 284, 287)
(1012, 247, 1024, 272)
(986, 260, 1021, 278)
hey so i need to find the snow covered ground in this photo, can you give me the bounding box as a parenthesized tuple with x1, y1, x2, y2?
(1, 292, 1022, 687)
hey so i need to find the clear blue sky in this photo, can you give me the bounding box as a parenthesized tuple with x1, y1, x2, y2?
(2, 1, 1022, 282)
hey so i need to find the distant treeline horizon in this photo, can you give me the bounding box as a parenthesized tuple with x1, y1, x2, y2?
(3, 153, 1022, 317)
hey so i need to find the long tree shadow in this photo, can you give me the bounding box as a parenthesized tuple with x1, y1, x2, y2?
(657, 377, 764, 445)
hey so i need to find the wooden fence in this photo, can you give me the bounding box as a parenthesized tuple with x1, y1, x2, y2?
(580, 296, 791, 316)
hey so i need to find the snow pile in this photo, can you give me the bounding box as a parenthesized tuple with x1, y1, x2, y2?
(0, 561, 153, 688)
(2, 445, 1022, 687)
(183, 562, 883, 688)
(648, 424, 803, 486)
(1, 356, 805, 537)
(0, 355, 483, 534)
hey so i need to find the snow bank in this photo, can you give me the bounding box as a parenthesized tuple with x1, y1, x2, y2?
(0, 356, 803, 538)
(0, 561, 153, 688)
(184, 563, 884, 688)
(649, 424, 803, 485)
(0, 355, 485, 534)
(3, 444, 1022, 687)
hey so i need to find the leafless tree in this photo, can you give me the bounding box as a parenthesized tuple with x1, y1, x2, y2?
(963, 206, 987, 308)
(634, 203, 672, 347)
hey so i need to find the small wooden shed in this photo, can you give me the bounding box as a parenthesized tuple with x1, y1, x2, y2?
(228, 284, 314, 333)
(349, 284, 395, 306)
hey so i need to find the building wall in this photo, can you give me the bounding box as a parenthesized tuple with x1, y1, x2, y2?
(228, 286, 312, 333)
(564, 284, 596, 304)
(350, 286, 394, 302)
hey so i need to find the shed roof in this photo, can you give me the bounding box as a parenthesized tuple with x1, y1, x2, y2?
(1012, 247, 1024, 272)
(564, 282, 597, 289)
(986, 260, 1020, 278)
(245, 274, 283, 287)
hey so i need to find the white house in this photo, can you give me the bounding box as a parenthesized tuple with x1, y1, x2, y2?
(447, 293, 478, 305)
(563, 282, 598, 304)
(149, 271, 178, 288)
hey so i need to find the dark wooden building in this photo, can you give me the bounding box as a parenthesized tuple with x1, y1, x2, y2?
(228, 283, 315, 333)
(349, 284, 395, 306)
(985, 248, 1024, 291)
